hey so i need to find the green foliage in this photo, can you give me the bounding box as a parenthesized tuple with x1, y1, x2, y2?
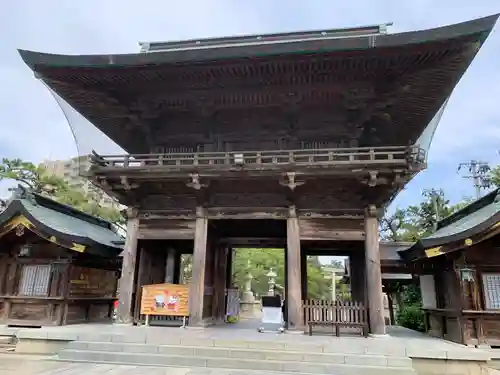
(0, 158, 68, 195)
(396, 304, 425, 332)
(402, 283, 422, 305)
(231, 249, 332, 299)
(0, 158, 122, 223)
(381, 189, 471, 241)
(491, 165, 500, 188)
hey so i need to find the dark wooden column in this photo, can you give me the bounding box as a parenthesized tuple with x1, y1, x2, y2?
(173, 251, 182, 284)
(300, 250, 308, 301)
(212, 245, 228, 322)
(116, 208, 139, 324)
(350, 253, 366, 302)
(225, 248, 233, 289)
(364, 205, 386, 335)
(188, 207, 208, 326)
(286, 205, 303, 330)
(164, 247, 175, 283)
(387, 293, 395, 326)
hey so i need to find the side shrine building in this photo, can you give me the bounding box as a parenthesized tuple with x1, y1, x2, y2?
(399, 188, 500, 347)
(18, 15, 498, 335)
(0, 186, 123, 327)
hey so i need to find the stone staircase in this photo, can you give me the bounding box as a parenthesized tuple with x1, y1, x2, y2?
(0, 335, 16, 352)
(57, 336, 416, 374)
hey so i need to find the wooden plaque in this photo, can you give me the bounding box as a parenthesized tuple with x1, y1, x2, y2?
(140, 283, 189, 317)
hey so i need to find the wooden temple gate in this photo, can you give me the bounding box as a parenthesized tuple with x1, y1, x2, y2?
(18, 15, 496, 334)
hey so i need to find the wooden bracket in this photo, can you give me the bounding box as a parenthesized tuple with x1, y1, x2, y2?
(360, 171, 390, 187)
(368, 171, 378, 187)
(187, 173, 208, 190)
(126, 207, 139, 219)
(279, 172, 305, 191)
(392, 173, 406, 188)
(365, 204, 378, 218)
(120, 176, 132, 191)
(97, 177, 109, 188)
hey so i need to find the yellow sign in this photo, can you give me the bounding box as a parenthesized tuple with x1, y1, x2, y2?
(425, 246, 443, 258)
(71, 243, 86, 253)
(140, 283, 189, 317)
(464, 238, 473, 246)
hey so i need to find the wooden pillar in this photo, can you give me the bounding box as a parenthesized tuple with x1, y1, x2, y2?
(164, 248, 176, 283)
(188, 207, 208, 326)
(286, 206, 303, 330)
(173, 251, 182, 284)
(364, 205, 386, 335)
(300, 250, 308, 301)
(350, 253, 366, 302)
(212, 245, 228, 322)
(116, 208, 139, 324)
(225, 248, 233, 289)
(387, 292, 395, 326)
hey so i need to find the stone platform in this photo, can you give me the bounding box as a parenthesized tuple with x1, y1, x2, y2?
(0, 324, 493, 375)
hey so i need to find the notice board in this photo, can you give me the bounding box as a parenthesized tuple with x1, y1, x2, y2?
(140, 283, 189, 317)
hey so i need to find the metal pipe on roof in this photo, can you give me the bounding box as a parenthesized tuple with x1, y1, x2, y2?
(138, 23, 394, 53)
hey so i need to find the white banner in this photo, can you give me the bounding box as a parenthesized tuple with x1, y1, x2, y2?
(262, 307, 282, 324)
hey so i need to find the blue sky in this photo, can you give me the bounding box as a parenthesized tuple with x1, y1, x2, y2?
(1, 1, 499, 211)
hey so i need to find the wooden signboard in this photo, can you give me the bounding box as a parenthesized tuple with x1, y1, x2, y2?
(140, 283, 189, 326)
(69, 266, 117, 298)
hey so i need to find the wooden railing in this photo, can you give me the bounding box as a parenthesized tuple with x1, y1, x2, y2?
(90, 146, 425, 170)
(303, 299, 368, 337)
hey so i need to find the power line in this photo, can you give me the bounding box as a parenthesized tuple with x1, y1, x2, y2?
(457, 160, 492, 199)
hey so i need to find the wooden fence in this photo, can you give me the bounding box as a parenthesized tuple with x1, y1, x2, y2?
(303, 299, 368, 337)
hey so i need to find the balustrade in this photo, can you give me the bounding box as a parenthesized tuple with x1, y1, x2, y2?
(90, 146, 425, 169)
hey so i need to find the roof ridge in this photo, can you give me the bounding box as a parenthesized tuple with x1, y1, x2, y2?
(437, 188, 500, 230)
(9, 185, 116, 231)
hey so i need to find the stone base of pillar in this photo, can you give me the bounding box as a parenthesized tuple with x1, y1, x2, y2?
(239, 301, 261, 319)
(286, 329, 305, 335)
(113, 321, 134, 326)
(188, 317, 216, 328)
(369, 333, 389, 338)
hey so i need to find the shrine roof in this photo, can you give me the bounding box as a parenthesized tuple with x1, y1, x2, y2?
(0, 186, 124, 258)
(399, 188, 500, 261)
(19, 15, 497, 67)
(18, 15, 499, 153)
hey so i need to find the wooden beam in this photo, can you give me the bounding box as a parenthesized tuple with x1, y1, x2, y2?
(286, 205, 303, 331)
(364, 205, 386, 335)
(188, 207, 208, 326)
(116, 208, 139, 324)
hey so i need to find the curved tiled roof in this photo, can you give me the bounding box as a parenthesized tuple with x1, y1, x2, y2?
(0, 186, 123, 257)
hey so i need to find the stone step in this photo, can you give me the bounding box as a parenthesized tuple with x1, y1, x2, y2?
(66, 341, 413, 368)
(58, 348, 415, 374)
(0, 336, 14, 345)
(71, 332, 409, 357)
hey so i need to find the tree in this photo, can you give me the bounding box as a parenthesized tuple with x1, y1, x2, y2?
(0, 158, 68, 195)
(0, 158, 121, 223)
(490, 164, 500, 188)
(380, 208, 413, 241)
(231, 248, 332, 300)
(381, 189, 471, 242)
(329, 260, 344, 268)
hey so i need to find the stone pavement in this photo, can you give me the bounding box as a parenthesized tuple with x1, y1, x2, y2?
(0, 354, 297, 375)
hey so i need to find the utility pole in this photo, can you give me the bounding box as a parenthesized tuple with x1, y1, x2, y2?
(457, 160, 492, 199)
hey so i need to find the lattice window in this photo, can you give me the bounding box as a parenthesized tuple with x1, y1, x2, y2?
(482, 273, 500, 309)
(18, 264, 52, 297)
